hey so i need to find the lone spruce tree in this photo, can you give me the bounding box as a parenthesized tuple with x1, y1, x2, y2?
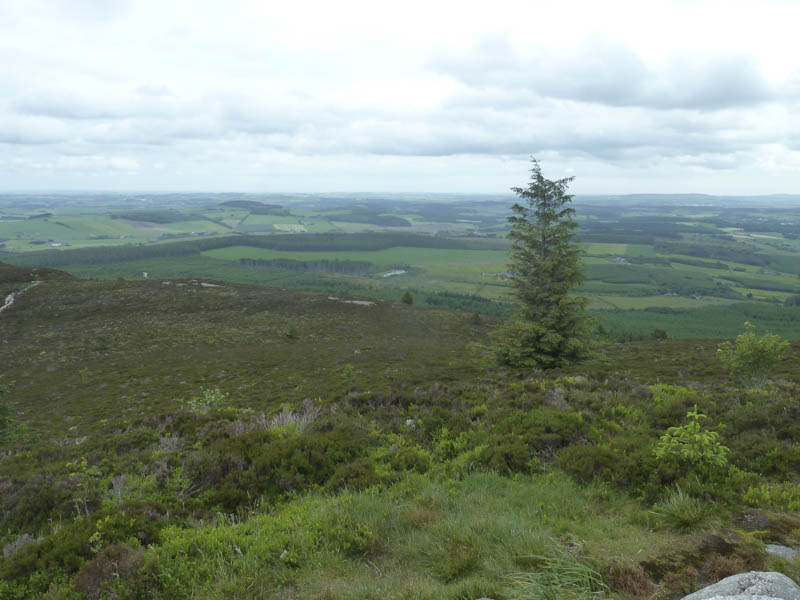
(491, 158, 590, 368)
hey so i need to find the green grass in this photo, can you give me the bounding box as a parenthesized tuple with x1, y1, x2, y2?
(153, 472, 667, 600)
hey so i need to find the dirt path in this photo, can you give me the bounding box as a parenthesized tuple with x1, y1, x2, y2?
(0, 281, 40, 314)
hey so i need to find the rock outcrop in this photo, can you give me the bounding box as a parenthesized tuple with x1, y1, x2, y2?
(682, 571, 800, 600)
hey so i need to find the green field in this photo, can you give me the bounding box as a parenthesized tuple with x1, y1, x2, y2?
(3, 193, 800, 339)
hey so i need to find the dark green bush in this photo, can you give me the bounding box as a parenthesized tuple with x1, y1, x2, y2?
(0, 517, 95, 580)
(189, 428, 370, 510)
(493, 409, 589, 451)
(252, 429, 368, 495)
(482, 435, 536, 474)
(2, 475, 75, 532)
(557, 444, 616, 483)
(326, 458, 381, 491)
(389, 446, 431, 473)
(73, 543, 146, 600)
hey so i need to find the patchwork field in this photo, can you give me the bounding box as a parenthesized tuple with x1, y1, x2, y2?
(3, 193, 800, 339)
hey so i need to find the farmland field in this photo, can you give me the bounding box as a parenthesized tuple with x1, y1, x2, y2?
(3, 192, 800, 339)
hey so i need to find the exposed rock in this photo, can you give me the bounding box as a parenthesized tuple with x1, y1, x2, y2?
(3, 533, 36, 557)
(681, 571, 800, 600)
(766, 544, 799, 561)
(736, 511, 800, 544)
(738, 510, 774, 532)
(327, 296, 375, 306)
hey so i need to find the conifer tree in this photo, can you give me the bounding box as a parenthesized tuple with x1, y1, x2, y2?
(491, 158, 590, 368)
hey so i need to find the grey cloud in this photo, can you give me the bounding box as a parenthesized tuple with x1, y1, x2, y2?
(676, 153, 745, 170)
(0, 116, 71, 145)
(51, 0, 131, 23)
(2, 64, 793, 174)
(13, 88, 181, 120)
(433, 37, 776, 110)
(82, 118, 223, 146)
(135, 84, 175, 97)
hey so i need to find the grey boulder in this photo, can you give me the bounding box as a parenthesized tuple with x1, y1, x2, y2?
(766, 545, 799, 562)
(682, 571, 800, 600)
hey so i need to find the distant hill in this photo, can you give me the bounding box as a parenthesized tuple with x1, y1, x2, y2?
(220, 200, 290, 215)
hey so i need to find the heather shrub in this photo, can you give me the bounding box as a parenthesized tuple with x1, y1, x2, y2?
(326, 457, 381, 492)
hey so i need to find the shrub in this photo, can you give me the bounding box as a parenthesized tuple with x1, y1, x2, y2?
(603, 562, 655, 599)
(74, 543, 146, 600)
(183, 387, 227, 413)
(0, 381, 15, 443)
(401, 290, 413, 304)
(389, 445, 431, 474)
(743, 482, 800, 511)
(647, 384, 703, 429)
(717, 322, 789, 389)
(0, 517, 96, 580)
(482, 436, 537, 474)
(493, 409, 589, 452)
(2, 475, 75, 532)
(326, 458, 381, 492)
(654, 406, 730, 481)
(557, 445, 616, 484)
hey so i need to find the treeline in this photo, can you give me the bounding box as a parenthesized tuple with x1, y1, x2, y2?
(719, 275, 800, 294)
(668, 257, 730, 270)
(220, 200, 288, 215)
(654, 241, 772, 267)
(326, 211, 411, 227)
(5, 233, 473, 268)
(421, 290, 513, 316)
(578, 217, 702, 243)
(577, 233, 657, 244)
(584, 263, 742, 298)
(698, 215, 800, 237)
(593, 302, 800, 339)
(239, 257, 376, 275)
(110, 210, 189, 224)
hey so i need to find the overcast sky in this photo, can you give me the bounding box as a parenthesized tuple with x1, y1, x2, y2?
(1, 0, 799, 194)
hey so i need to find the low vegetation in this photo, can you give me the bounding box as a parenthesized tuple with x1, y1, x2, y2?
(1, 260, 800, 599)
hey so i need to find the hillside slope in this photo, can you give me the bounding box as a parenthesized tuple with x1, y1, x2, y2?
(2, 263, 800, 599)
